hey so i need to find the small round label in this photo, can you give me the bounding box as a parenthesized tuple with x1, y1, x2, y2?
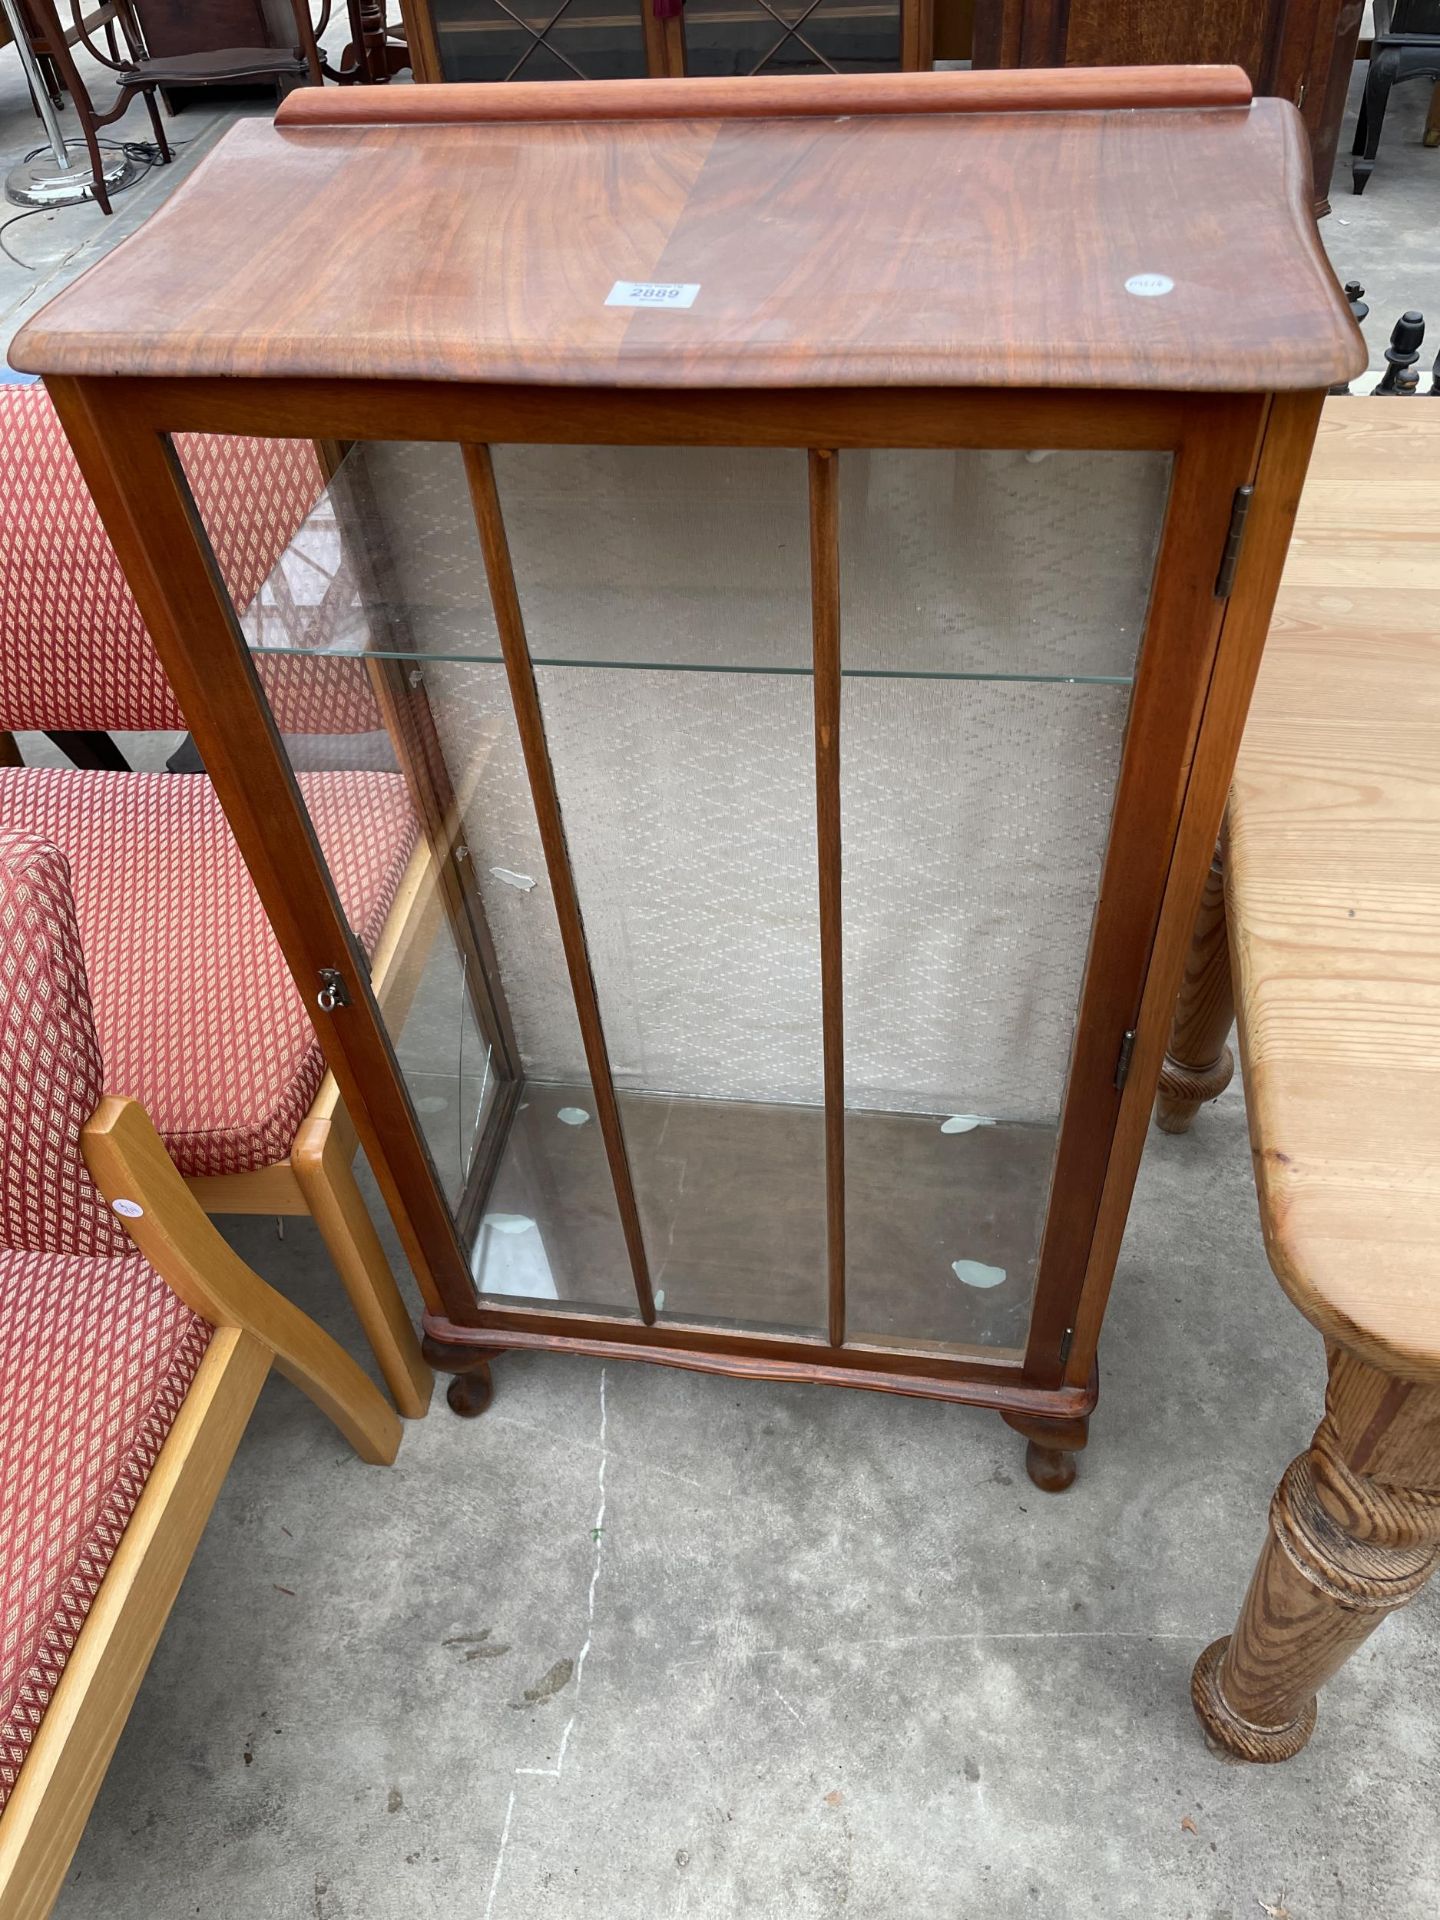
(1125, 273, 1174, 298)
(111, 1198, 144, 1219)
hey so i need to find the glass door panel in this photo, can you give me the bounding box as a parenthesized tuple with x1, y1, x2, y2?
(839, 449, 1171, 1353)
(180, 434, 640, 1318)
(176, 430, 1171, 1364)
(494, 446, 829, 1337)
(428, 0, 651, 80)
(679, 0, 902, 74)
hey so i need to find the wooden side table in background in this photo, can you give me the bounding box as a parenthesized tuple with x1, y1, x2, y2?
(1157, 402, 1440, 1760)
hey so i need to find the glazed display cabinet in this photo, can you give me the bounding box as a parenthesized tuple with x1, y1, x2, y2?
(398, 0, 933, 84)
(17, 66, 1361, 1487)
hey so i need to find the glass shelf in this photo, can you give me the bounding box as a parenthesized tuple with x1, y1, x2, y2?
(235, 439, 1162, 687)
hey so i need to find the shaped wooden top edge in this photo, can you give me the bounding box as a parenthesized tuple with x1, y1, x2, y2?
(273, 64, 1253, 129)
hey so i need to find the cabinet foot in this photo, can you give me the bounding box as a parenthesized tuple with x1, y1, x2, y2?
(1002, 1409, 1089, 1493)
(421, 1335, 498, 1418)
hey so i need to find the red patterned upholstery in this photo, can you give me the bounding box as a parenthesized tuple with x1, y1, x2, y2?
(0, 830, 212, 1812)
(0, 383, 380, 736)
(6, 769, 420, 1175)
(0, 830, 127, 1257)
(0, 1250, 210, 1812)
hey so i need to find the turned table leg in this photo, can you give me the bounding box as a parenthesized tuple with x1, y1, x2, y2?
(1193, 1346, 1440, 1761)
(1155, 845, 1235, 1135)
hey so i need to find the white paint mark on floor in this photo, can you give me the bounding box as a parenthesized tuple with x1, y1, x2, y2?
(482, 1787, 516, 1920)
(773, 1688, 806, 1726)
(488, 1370, 611, 1912)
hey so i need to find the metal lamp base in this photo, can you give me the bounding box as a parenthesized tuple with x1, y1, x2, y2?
(6, 143, 142, 209)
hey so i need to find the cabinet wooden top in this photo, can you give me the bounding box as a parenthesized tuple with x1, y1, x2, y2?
(14, 69, 1362, 392)
(1231, 402, 1440, 1382)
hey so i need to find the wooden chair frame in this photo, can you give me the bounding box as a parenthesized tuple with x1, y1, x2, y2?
(181, 829, 440, 1420)
(0, 1096, 400, 1920)
(15, 0, 322, 214)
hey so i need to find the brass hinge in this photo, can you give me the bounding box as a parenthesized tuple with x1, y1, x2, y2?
(1114, 1027, 1137, 1091)
(1214, 484, 1255, 599)
(1059, 1327, 1074, 1366)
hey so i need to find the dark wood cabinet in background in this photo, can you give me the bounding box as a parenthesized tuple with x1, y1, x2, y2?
(973, 0, 1366, 211)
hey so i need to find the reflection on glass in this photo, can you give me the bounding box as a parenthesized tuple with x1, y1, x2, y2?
(679, 0, 901, 76)
(840, 450, 1170, 1350)
(504, 447, 829, 1336)
(182, 433, 1171, 1359)
(430, 0, 648, 82)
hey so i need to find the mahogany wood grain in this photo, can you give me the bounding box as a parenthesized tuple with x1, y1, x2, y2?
(809, 448, 846, 1350)
(1024, 394, 1269, 1387)
(1153, 844, 1236, 1133)
(1227, 405, 1440, 1386)
(12, 96, 1362, 395)
(43, 375, 1191, 450)
(275, 63, 1252, 124)
(1193, 1345, 1440, 1760)
(1063, 390, 1328, 1391)
(421, 1311, 1096, 1413)
(463, 442, 657, 1327)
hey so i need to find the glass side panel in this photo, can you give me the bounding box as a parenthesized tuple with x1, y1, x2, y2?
(178, 435, 639, 1318)
(840, 449, 1170, 1351)
(498, 447, 829, 1337)
(680, 0, 902, 75)
(429, 0, 649, 81)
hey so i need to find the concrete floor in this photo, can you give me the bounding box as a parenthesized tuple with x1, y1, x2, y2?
(1, 30, 1437, 1920)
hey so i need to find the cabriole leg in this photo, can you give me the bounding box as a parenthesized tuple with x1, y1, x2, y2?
(1155, 845, 1234, 1134)
(1193, 1347, 1440, 1761)
(1001, 1409, 1089, 1492)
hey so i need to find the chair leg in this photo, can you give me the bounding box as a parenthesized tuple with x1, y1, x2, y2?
(1353, 49, 1399, 193)
(142, 86, 171, 163)
(74, 100, 114, 216)
(45, 730, 131, 771)
(292, 1113, 433, 1419)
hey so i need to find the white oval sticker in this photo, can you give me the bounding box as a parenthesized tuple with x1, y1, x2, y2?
(111, 1198, 144, 1219)
(1125, 274, 1174, 298)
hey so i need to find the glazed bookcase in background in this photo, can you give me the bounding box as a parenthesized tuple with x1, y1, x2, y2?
(397, 0, 934, 84)
(14, 65, 1362, 1488)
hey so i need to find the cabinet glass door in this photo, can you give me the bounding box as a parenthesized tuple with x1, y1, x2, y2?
(678, 0, 903, 73)
(427, 0, 653, 80)
(178, 431, 1169, 1359)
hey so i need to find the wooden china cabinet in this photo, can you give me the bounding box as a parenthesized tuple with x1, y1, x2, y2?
(397, 0, 933, 85)
(14, 66, 1361, 1489)
(972, 0, 1367, 213)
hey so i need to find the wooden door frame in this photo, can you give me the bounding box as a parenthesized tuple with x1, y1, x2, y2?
(44, 373, 1314, 1415)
